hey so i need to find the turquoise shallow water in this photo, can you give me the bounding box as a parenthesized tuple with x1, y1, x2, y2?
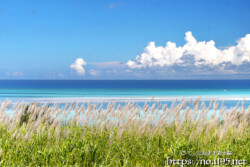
(0, 88, 249, 98)
(0, 88, 249, 109)
(0, 80, 249, 108)
(1, 81, 249, 121)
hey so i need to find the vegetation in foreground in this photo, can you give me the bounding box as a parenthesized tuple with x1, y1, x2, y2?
(0, 98, 249, 166)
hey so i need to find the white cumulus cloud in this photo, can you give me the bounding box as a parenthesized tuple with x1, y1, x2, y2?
(70, 58, 86, 75)
(127, 32, 250, 69)
(6, 71, 24, 77)
(89, 69, 100, 76)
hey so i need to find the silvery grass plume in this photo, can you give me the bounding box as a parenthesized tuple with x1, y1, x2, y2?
(0, 98, 249, 141)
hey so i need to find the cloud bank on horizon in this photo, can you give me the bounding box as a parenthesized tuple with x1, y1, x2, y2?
(127, 31, 250, 69)
(68, 32, 250, 79)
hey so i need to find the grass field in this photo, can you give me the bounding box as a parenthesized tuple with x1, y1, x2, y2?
(0, 98, 249, 166)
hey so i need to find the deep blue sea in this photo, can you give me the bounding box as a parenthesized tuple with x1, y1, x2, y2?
(0, 80, 249, 108)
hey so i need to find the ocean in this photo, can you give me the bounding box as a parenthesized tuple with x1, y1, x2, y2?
(0, 80, 249, 108)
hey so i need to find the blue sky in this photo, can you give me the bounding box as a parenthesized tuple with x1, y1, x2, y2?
(0, 0, 250, 79)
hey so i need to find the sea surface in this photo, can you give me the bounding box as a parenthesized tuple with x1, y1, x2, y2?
(0, 80, 250, 108)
